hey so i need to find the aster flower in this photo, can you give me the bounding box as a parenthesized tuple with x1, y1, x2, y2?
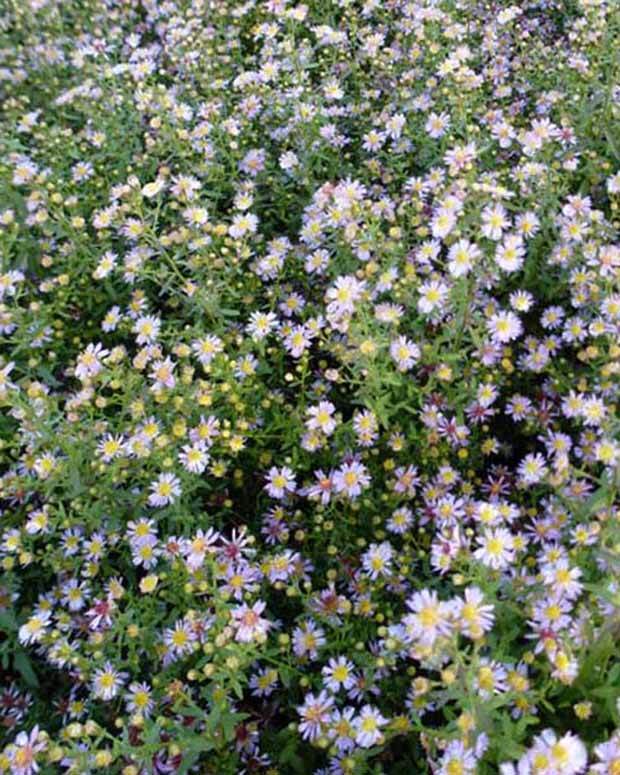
(18, 610, 51, 646)
(592, 732, 620, 773)
(322, 657, 356, 693)
(403, 590, 453, 646)
(487, 311, 523, 343)
(332, 461, 371, 499)
(293, 621, 326, 660)
(75, 343, 109, 380)
(149, 357, 176, 391)
(362, 542, 393, 580)
(306, 401, 337, 436)
(148, 473, 182, 507)
(6, 726, 46, 775)
(454, 586, 495, 640)
(448, 238, 480, 277)
(297, 691, 334, 742)
(474, 528, 515, 570)
(390, 336, 421, 372)
(231, 601, 271, 643)
(517, 453, 548, 485)
(418, 280, 450, 315)
(125, 682, 154, 717)
(92, 662, 126, 701)
(439, 741, 478, 775)
(178, 443, 210, 474)
(265, 466, 297, 499)
(353, 705, 388, 748)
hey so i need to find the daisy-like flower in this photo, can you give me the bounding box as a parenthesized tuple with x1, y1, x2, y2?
(448, 238, 480, 277)
(279, 150, 299, 170)
(431, 207, 457, 239)
(474, 658, 508, 698)
(297, 690, 334, 742)
(100, 308, 124, 339)
(328, 707, 356, 753)
(387, 506, 413, 535)
(474, 528, 515, 570)
(506, 394, 533, 421)
(418, 280, 450, 315)
(595, 439, 620, 466)
(75, 342, 109, 380)
(542, 560, 583, 600)
(439, 741, 478, 775)
(265, 466, 297, 499)
(353, 705, 388, 748)
(87, 597, 116, 630)
(171, 174, 201, 200)
(164, 620, 196, 657)
(178, 443, 210, 474)
(403, 589, 453, 645)
(322, 657, 356, 692)
(231, 601, 271, 643)
(149, 357, 176, 391)
(515, 210, 541, 239)
(425, 111, 451, 138)
(229, 212, 259, 239)
(97, 434, 125, 463)
(18, 610, 51, 646)
(393, 464, 420, 496)
(6, 726, 46, 775)
(246, 310, 278, 340)
(305, 469, 334, 505)
(184, 528, 219, 571)
(132, 541, 160, 569)
(510, 290, 534, 312)
(249, 668, 279, 698)
(325, 275, 366, 318)
(0, 361, 17, 398)
(283, 324, 312, 358)
(524, 730, 587, 775)
(183, 206, 209, 227)
(125, 682, 154, 717)
(306, 401, 337, 436)
(141, 178, 166, 198)
(390, 336, 421, 372)
(127, 518, 157, 546)
(481, 203, 510, 240)
(552, 650, 579, 685)
(148, 473, 182, 507)
(581, 396, 607, 427)
(495, 234, 525, 272)
(192, 335, 223, 367)
(353, 409, 379, 447)
(487, 310, 523, 343)
(133, 315, 161, 344)
(492, 120, 515, 148)
(61, 579, 90, 612)
(93, 250, 118, 282)
(0, 270, 24, 300)
(293, 621, 326, 660)
(362, 542, 393, 580)
(530, 595, 573, 631)
(517, 453, 548, 485)
(92, 662, 126, 701)
(591, 732, 620, 773)
(454, 586, 495, 640)
(333, 461, 371, 499)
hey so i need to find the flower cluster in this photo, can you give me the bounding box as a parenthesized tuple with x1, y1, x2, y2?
(1, 0, 620, 772)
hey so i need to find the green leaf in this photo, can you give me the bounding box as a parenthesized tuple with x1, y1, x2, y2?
(14, 650, 39, 688)
(0, 610, 17, 632)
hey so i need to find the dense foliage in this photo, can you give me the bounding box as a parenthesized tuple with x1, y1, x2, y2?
(1, 0, 620, 772)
